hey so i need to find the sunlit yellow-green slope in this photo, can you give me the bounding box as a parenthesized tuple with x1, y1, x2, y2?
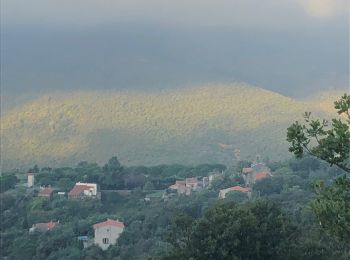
(1, 84, 341, 169)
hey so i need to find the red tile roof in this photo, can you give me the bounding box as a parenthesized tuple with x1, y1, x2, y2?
(93, 219, 125, 229)
(255, 172, 269, 181)
(229, 186, 252, 193)
(34, 221, 59, 231)
(68, 185, 93, 196)
(38, 187, 54, 197)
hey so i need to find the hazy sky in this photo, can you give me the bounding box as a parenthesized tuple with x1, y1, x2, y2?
(1, 0, 348, 103)
(2, 0, 348, 27)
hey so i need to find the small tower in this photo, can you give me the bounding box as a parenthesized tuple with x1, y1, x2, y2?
(28, 173, 35, 188)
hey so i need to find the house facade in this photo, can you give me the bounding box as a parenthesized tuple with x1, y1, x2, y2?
(242, 163, 271, 185)
(93, 219, 125, 250)
(68, 182, 99, 199)
(169, 177, 208, 195)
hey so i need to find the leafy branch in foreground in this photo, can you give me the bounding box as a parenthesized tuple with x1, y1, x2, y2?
(287, 94, 350, 173)
(287, 94, 350, 242)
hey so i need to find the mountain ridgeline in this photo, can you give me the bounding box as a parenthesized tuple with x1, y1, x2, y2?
(1, 84, 341, 170)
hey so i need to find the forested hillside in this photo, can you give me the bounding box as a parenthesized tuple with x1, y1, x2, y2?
(1, 84, 341, 169)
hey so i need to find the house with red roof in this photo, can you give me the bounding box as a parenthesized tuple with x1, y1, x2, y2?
(218, 186, 252, 199)
(169, 180, 186, 189)
(169, 177, 207, 195)
(169, 180, 189, 195)
(29, 220, 59, 232)
(68, 182, 99, 200)
(242, 163, 271, 185)
(38, 187, 54, 199)
(93, 219, 125, 250)
(255, 172, 269, 181)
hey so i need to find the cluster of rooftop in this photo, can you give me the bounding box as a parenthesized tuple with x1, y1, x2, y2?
(242, 162, 271, 185)
(168, 172, 223, 195)
(26, 162, 271, 250)
(218, 162, 271, 199)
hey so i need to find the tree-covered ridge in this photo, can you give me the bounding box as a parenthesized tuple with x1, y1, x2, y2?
(1, 84, 341, 169)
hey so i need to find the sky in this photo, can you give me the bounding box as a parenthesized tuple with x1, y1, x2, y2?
(1, 0, 349, 106)
(2, 0, 348, 27)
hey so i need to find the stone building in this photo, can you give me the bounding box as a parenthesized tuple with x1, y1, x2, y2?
(93, 219, 125, 250)
(68, 182, 99, 199)
(242, 163, 271, 185)
(27, 173, 35, 188)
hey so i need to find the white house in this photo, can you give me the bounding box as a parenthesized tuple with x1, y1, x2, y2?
(68, 182, 98, 199)
(93, 219, 125, 250)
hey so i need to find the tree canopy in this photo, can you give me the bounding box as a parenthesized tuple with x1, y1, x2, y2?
(165, 201, 298, 260)
(287, 94, 350, 173)
(287, 94, 350, 242)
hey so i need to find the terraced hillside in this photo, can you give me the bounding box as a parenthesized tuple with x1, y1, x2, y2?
(1, 84, 341, 170)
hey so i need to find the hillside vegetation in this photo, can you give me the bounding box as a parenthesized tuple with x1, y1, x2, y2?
(1, 84, 340, 169)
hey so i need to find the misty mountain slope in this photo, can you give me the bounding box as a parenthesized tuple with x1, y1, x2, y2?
(1, 84, 340, 169)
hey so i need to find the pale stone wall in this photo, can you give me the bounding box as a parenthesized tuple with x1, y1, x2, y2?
(94, 225, 124, 250)
(28, 175, 34, 187)
(76, 182, 97, 195)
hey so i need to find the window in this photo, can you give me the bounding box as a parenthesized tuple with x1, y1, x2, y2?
(102, 238, 109, 244)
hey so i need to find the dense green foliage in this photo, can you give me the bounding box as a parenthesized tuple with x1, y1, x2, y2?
(287, 94, 350, 243)
(0, 159, 226, 259)
(2, 86, 340, 170)
(0, 173, 18, 192)
(165, 201, 297, 259)
(287, 94, 349, 172)
(33, 160, 225, 191)
(312, 176, 350, 242)
(1, 155, 349, 259)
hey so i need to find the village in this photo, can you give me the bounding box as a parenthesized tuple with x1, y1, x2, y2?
(25, 162, 271, 250)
